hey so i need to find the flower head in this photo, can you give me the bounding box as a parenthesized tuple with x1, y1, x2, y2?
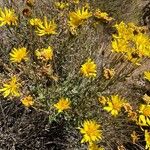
(145, 130, 150, 149)
(103, 95, 125, 116)
(21, 95, 34, 107)
(138, 104, 150, 126)
(0, 7, 18, 27)
(79, 120, 102, 144)
(36, 16, 57, 36)
(88, 143, 104, 150)
(35, 46, 53, 61)
(94, 9, 113, 22)
(143, 94, 150, 105)
(113, 21, 134, 40)
(68, 7, 91, 30)
(54, 97, 71, 113)
(29, 18, 42, 26)
(144, 71, 150, 82)
(0, 76, 21, 97)
(10, 47, 28, 63)
(98, 96, 109, 106)
(55, 2, 69, 10)
(80, 58, 97, 78)
(111, 38, 130, 53)
(128, 22, 148, 33)
(133, 33, 150, 57)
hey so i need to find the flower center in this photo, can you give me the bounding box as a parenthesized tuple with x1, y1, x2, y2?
(5, 15, 15, 23)
(143, 108, 150, 117)
(86, 127, 96, 137)
(113, 102, 121, 111)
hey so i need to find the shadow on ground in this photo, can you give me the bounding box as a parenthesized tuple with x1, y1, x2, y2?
(0, 100, 67, 150)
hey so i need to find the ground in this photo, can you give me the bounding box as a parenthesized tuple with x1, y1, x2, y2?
(0, 0, 150, 150)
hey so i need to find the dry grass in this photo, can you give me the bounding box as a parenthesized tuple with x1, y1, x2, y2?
(0, 0, 150, 149)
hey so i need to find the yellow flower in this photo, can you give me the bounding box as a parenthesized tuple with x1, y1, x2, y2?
(143, 94, 150, 105)
(133, 33, 150, 57)
(10, 47, 28, 63)
(98, 96, 108, 106)
(128, 22, 148, 33)
(88, 143, 104, 150)
(36, 16, 57, 36)
(29, 18, 42, 26)
(55, 2, 69, 9)
(124, 52, 141, 65)
(21, 95, 34, 107)
(111, 38, 130, 53)
(138, 104, 150, 126)
(103, 95, 125, 116)
(145, 130, 150, 149)
(0, 7, 18, 27)
(79, 120, 102, 144)
(0, 76, 21, 97)
(103, 68, 115, 79)
(35, 46, 53, 61)
(112, 22, 150, 64)
(94, 9, 113, 22)
(144, 71, 150, 81)
(113, 21, 134, 40)
(80, 58, 97, 78)
(68, 7, 91, 30)
(54, 97, 71, 113)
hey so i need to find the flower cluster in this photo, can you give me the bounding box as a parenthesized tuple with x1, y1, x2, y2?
(112, 22, 150, 64)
